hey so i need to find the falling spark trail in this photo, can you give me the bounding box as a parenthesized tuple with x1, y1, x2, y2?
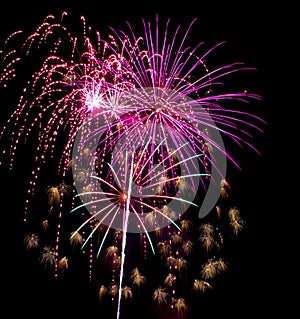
(117, 152, 134, 319)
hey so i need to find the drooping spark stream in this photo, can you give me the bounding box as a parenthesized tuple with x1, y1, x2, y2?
(117, 152, 134, 319)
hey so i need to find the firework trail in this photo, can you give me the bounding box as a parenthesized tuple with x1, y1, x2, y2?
(0, 12, 265, 318)
(116, 152, 134, 319)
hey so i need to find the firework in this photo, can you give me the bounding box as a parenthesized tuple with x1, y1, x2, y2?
(0, 12, 265, 319)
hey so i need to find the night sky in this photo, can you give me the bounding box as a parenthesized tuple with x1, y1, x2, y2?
(0, 1, 280, 318)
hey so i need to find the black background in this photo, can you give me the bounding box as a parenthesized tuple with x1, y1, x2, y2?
(0, 1, 281, 318)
